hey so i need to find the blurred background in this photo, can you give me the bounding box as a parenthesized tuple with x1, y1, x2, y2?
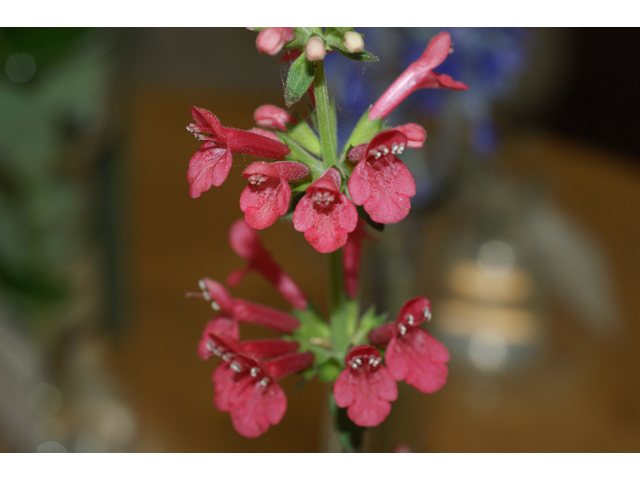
(1, 27, 639, 452)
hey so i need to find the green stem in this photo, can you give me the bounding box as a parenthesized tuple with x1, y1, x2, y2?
(313, 60, 337, 168)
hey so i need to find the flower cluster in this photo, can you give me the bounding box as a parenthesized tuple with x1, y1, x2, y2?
(195, 220, 313, 437)
(185, 30, 467, 254)
(187, 28, 465, 448)
(195, 219, 449, 436)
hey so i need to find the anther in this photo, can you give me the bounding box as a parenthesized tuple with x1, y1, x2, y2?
(406, 314, 414, 326)
(250, 367, 260, 377)
(368, 357, 375, 365)
(398, 324, 407, 335)
(259, 377, 269, 387)
(381, 146, 389, 155)
(373, 358, 380, 367)
(230, 361, 242, 373)
(222, 353, 234, 362)
(391, 143, 398, 154)
(211, 301, 220, 311)
(397, 144, 405, 154)
(355, 357, 363, 366)
(423, 307, 432, 321)
(375, 151, 382, 159)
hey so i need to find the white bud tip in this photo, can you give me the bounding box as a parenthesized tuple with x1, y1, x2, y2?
(343, 31, 364, 53)
(305, 36, 326, 62)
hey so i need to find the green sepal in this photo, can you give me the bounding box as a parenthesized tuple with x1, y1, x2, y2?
(350, 305, 389, 346)
(285, 53, 315, 107)
(289, 177, 313, 193)
(323, 28, 379, 63)
(318, 359, 342, 383)
(330, 297, 360, 358)
(285, 28, 315, 49)
(277, 132, 324, 177)
(342, 108, 384, 154)
(286, 115, 322, 157)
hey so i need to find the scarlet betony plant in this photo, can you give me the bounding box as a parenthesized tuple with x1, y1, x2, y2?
(186, 28, 467, 451)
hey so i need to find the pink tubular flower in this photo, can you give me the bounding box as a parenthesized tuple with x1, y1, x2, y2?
(204, 332, 312, 437)
(368, 297, 449, 394)
(333, 345, 398, 427)
(186, 107, 290, 199)
(200, 278, 300, 334)
(369, 32, 469, 121)
(343, 218, 371, 299)
(256, 28, 295, 56)
(239, 161, 310, 230)
(226, 219, 308, 310)
(347, 128, 421, 224)
(254, 105, 297, 131)
(293, 168, 358, 253)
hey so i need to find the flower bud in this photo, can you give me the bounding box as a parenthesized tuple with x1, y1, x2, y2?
(343, 31, 364, 53)
(256, 28, 295, 56)
(305, 36, 326, 62)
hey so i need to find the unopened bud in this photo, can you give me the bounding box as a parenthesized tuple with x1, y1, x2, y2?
(343, 31, 364, 53)
(305, 36, 326, 62)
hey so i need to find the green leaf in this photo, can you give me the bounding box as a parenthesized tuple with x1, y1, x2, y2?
(285, 53, 315, 107)
(337, 49, 379, 62)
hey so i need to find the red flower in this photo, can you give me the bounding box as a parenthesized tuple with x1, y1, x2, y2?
(226, 219, 308, 310)
(347, 128, 422, 224)
(343, 218, 372, 299)
(369, 297, 449, 394)
(239, 161, 309, 230)
(369, 32, 468, 121)
(293, 168, 358, 253)
(333, 345, 398, 427)
(204, 331, 313, 437)
(186, 107, 290, 198)
(256, 28, 295, 56)
(254, 105, 297, 131)
(200, 278, 300, 334)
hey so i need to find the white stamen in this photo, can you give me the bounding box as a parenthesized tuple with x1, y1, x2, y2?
(199, 279, 206, 291)
(355, 357, 363, 366)
(206, 341, 216, 352)
(397, 144, 405, 154)
(368, 357, 375, 365)
(381, 146, 389, 155)
(222, 353, 233, 362)
(406, 314, 414, 326)
(312, 191, 335, 207)
(375, 151, 382, 159)
(230, 361, 242, 372)
(391, 143, 398, 154)
(211, 301, 220, 311)
(372, 358, 380, 367)
(398, 324, 407, 335)
(351, 361, 358, 369)
(259, 377, 269, 387)
(250, 367, 260, 377)
(248, 174, 267, 186)
(423, 307, 432, 321)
